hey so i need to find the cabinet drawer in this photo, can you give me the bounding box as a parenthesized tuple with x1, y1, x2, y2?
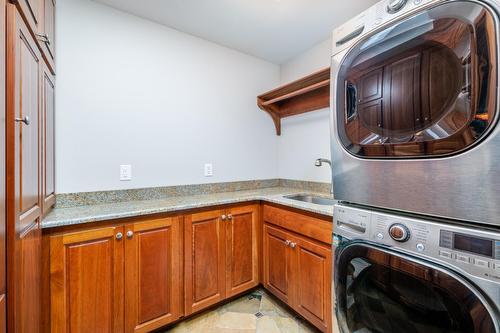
(263, 205, 332, 245)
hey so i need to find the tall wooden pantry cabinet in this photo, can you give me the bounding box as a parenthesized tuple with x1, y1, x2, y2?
(4, 0, 56, 331)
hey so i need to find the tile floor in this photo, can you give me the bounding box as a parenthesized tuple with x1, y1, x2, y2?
(164, 289, 321, 333)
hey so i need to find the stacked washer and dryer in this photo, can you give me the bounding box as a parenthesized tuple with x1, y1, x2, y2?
(330, 0, 500, 332)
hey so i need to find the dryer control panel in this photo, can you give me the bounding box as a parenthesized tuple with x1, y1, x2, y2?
(332, 0, 437, 55)
(334, 204, 500, 283)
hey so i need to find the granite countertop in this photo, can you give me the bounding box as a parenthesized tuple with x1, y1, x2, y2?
(42, 187, 335, 229)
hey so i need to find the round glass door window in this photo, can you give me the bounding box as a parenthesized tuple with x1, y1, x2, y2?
(335, 243, 497, 333)
(336, 1, 498, 158)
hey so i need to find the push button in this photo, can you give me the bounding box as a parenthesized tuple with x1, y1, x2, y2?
(456, 254, 470, 264)
(473, 259, 490, 268)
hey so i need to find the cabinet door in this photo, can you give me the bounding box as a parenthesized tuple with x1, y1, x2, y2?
(124, 217, 182, 333)
(382, 53, 422, 134)
(13, 0, 42, 36)
(40, 0, 55, 72)
(6, 5, 42, 332)
(263, 225, 293, 304)
(41, 63, 55, 215)
(50, 226, 124, 333)
(358, 99, 383, 134)
(225, 205, 259, 297)
(0, 0, 6, 331)
(357, 68, 383, 104)
(184, 210, 226, 315)
(292, 236, 332, 333)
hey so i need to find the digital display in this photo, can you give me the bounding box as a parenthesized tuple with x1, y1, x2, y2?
(453, 233, 493, 258)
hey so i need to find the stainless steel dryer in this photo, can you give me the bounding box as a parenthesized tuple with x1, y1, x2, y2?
(333, 203, 500, 333)
(330, 0, 500, 226)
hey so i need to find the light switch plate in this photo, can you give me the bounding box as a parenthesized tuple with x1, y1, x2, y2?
(204, 163, 213, 177)
(120, 164, 132, 181)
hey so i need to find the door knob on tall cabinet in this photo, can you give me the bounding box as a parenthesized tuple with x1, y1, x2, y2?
(227, 214, 233, 220)
(126, 231, 134, 239)
(15, 116, 30, 125)
(116, 232, 123, 240)
(221, 215, 227, 221)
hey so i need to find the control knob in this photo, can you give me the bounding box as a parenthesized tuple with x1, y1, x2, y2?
(387, 0, 407, 13)
(389, 223, 410, 242)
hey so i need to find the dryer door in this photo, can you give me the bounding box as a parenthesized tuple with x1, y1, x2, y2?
(335, 1, 498, 158)
(335, 242, 498, 333)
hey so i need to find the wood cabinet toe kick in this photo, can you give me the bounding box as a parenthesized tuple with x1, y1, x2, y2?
(41, 201, 334, 333)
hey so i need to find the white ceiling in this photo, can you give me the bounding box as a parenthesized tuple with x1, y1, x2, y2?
(92, 0, 378, 64)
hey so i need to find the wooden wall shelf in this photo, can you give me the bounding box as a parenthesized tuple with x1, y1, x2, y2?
(257, 67, 330, 135)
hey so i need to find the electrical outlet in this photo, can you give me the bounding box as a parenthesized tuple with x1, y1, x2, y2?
(120, 164, 132, 181)
(204, 163, 213, 177)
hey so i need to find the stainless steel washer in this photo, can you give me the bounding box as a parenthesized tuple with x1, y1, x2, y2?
(333, 203, 500, 333)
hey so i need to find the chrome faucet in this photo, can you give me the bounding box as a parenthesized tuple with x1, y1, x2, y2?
(315, 158, 331, 167)
(315, 158, 333, 194)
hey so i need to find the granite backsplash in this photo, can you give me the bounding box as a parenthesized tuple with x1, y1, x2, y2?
(55, 179, 331, 208)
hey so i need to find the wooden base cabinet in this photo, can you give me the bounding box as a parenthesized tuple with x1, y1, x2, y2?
(50, 226, 125, 333)
(49, 217, 182, 333)
(263, 224, 332, 333)
(184, 209, 226, 315)
(124, 217, 182, 333)
(225, 205, 260, 297)
(262, 225, 293, 304)
(294, 235, 332, 332)
(46, 203, 331, 332)
(184, 204, 260, 315)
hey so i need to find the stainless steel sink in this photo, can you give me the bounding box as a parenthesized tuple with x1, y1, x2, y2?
(284, 194, 336, 206)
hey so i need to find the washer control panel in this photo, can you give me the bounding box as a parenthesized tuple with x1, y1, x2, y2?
(334, 204, 500, 283)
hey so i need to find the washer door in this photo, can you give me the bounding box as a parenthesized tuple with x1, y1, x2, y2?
(335, 242, 497, 333)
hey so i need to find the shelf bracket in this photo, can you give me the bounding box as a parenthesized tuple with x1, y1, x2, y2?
(256, 67, 330, 136)
(258, 101, 281, 135)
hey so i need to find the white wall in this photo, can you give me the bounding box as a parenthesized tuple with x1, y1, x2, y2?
(277, 40, 332, 183)
(56, 0, 280, 193)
